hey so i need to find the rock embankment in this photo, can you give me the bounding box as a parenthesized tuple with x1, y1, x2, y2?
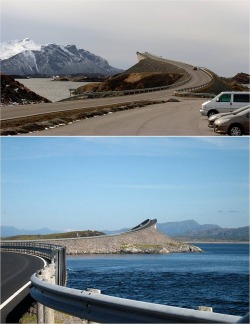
(74, 57, 187, 95)
(36, 219, 203, 255)
(0, 74, 51, 106)
(196, 71, 249, 95)
(232, 73, 250, 84)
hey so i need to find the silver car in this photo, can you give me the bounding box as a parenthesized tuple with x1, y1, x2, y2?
(214, 107, 250, 136)
(208, 105, 250, 128)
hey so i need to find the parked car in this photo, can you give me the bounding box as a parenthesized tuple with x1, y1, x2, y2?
(200, 91, 250, 117)
(208, 105, 250, 128)
(213, 107, 250, 136)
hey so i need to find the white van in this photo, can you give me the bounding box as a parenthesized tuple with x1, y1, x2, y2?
(200, 92, 250, 117)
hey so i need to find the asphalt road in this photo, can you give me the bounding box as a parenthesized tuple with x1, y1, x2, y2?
(1, 252, 45, 322)
(27, 97, 218, 136)
(1, 64, 210, 121)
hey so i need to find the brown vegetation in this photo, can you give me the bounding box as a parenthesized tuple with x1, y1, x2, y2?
(74, 72, 183, 94)
(0, 74, 51, 106)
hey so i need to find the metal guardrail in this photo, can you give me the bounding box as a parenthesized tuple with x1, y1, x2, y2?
(30, 273, 244, 323)
(0, 241, 66, 286)
(71, 75, 191, 99)
(174, 68, 214, 95)
(1, 240, 248, 323)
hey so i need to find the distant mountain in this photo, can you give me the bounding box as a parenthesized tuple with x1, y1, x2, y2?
(103, 228, 129, 235)
(157, 219, 221, 236)
(0, 226, 59, 238)
(157, 220, 249, 242)
(2, 220, 248, 241)
(0, 38, 122, 76)
(174, 226, 249, 242)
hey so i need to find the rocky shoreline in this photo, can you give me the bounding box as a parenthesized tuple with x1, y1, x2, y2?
(1, 74, 51, 106)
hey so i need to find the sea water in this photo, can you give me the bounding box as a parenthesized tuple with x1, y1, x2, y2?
(16, 78, 88, 102)
(66, 243, 249, 316)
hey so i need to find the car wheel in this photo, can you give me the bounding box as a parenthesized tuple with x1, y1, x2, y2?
(228, 125, 243, 136)
(207, 110, 218, 117)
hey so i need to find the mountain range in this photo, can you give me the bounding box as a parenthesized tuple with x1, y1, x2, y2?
(104, 219, 249, 242)
(0, 38, 122, 76)
(1, 220, 248, 241)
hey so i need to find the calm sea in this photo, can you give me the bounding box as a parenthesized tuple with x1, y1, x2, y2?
(66, 244, 249, 317)
(16, 78, 88, 102)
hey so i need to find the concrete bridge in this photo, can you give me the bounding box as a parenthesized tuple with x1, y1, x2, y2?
(31, 219, 202, 255)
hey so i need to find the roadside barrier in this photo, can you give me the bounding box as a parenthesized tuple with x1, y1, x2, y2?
(71, 75, 191, 99)
(0, 241, 66, 286)
(30, 272, 244, 323)
(0, 240, 248, 323)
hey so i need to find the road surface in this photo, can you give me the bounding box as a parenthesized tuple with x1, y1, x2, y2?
(0, 252, 45, 323)
(26, 97, 217, 136)
(1, 63, 210, 121)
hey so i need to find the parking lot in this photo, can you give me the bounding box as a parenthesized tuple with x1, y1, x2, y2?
(25, 97, 219, 136)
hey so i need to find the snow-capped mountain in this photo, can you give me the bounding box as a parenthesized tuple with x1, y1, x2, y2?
(0, 38, 122, 76)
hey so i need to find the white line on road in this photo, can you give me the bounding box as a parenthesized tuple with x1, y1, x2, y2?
(0, 281, 31, 310)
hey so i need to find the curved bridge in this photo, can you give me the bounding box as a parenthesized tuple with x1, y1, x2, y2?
(1, 52, 213, 122)
(27, 218, 202, 255)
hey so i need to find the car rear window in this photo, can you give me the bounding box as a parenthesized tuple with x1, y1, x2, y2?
(233, 94, 250, 102)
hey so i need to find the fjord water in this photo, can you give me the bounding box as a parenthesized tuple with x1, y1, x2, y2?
(16, 78, 88, 102)
(67, 244, 249, 316)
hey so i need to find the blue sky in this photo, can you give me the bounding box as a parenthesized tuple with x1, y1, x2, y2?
(1, 137, 249, 232)
(1, 0, 249, 77)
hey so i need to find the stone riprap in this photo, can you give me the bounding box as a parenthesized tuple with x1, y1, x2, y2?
(38, 219, 202, 255)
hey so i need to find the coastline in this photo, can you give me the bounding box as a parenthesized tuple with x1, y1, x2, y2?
(182, 241, 249, 244)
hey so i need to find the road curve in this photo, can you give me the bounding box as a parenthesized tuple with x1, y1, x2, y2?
(1, 252, 45, 323)
(1, 59, 210, 121)
(26, 98, 218, 136)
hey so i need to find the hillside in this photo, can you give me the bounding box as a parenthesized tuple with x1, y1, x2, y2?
(157, 219, 221, 236)
(1, 230, 105, 240)
(1, 74, 51, 106)
(73, 57, 187, 94)
(195, 70, 249, 94)
(75, 58, 248, 96)
(174, 226, 249, 242)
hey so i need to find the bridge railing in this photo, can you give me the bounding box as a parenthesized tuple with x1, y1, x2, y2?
(137, 52, 215, 97)
(0, 241, 66, 286)
(174, 68, 215, 96)
(71, 75, 191, 99)
(30, 272, 244, 323)
(71, 53, 215, 100)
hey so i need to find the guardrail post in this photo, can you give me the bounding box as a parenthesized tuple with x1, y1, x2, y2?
(44, 266, 55, 324)
(37, 303, 44, 324)
(86, 289, 101, 324)
(36, 271, 46, 323)
(36, 266, 55, 324)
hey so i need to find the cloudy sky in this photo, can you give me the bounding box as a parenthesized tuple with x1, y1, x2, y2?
(1, 137, 249, 232)
(1, 0, 249, 77)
